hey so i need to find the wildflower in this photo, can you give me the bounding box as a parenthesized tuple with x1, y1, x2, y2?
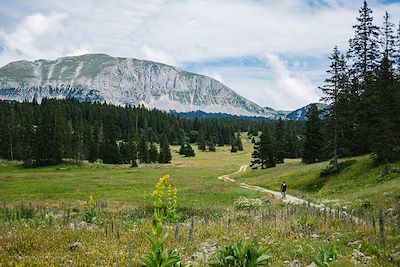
(44, 203, 49, 214)
(153, 175, 169, 208)
(88, 195, 94, 206)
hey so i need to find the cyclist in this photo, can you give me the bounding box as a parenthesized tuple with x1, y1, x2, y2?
(281, 181, 287, 199)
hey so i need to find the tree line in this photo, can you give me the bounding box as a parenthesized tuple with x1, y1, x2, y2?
(252, 1, 400, 169)
(0, 98, 303, 167)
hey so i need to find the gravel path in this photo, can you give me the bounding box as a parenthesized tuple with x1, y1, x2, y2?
(218, 164, 303, 204)
(218, 164, 362, 223)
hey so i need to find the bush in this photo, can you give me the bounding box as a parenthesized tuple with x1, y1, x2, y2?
(234, 197, 263, 211)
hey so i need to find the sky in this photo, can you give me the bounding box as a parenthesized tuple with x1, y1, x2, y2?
(0, 0, 399, 110)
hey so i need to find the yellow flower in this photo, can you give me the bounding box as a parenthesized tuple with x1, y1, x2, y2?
(88, 195, 94, 206)
(44, 203, 49, 214)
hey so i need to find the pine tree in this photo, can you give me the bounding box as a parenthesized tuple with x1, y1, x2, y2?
(250, 128, 276, 169)
(366, 54, 400, 162)
(396, 22, 400, 74)
(20, 106, 35, 166)
(184, 143, 195, 157)
(149, 142, 159, 163)
(159, 134, 172, 163)
(130, 141, 138, 168)
(138, 135, 149, 163)
(179, 144, 186, 155)
(119, 141, 133, 164)
(234, 132, 243, 151)
(285, 121, 300, 159)
(34, 100, 67, 166)
(348, 1, 380, 88)
(275, 119, 286, 164)
(260, 128, 276, 168)
(197, 131, 206, 151)
(380, 12, 396, 62)
(302, 104, 323, 164)
(320, 46, 349, 170)
(230, 142, 238, 153)
(206, 140, 216, 152)
(100, 114, 122, 164)
(71, 121, 84, 163)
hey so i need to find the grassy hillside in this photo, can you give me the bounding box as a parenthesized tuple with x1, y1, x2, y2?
(234, 155, 400, 211)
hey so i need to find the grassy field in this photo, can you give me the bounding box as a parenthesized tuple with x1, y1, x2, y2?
(0, 141, 256, 208)
(0, 134, 399, 266)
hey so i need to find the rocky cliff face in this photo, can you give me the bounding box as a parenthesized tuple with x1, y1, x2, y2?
(0, 54, 283, 118)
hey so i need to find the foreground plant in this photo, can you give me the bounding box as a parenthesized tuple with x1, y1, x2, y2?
(140, 175, 188, 267)
(234, 196, 263, 211)
(82, 195, 96, 223)
(209, 239, 271, 267)
(312, 246, 340, 267)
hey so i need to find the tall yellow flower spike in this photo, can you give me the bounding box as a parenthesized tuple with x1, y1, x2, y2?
(88, 195, 94, 206)
(153, 175, 170, 208)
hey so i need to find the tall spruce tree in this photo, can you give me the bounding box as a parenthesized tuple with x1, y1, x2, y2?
(184, 143, 195, 157)
(21, 108, 35, 166)
(100, 114, 122, 164)
(197, 131, 206, 151)
(367, 54, 400, 162)
(320, 46, 349, 170)
(302, 104, 323, 164)
(285, 121, 300, 159)
(34, 100, 67, 166)
(275, 118, 286, 164)
(149, 142, 159, 163)
(159, 134, 172, 163)
(138, 135, 149, 163)
(250, 128, 276, 169)
(348, 1, 380, 87)
(234, 132, 243, 151)
(396, 22, 400, 74)
(380, 12, 396, 62)
(130, 141, 138, 168)
(347, 1, 380, 155)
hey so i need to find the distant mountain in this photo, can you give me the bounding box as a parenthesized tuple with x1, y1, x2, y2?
(170, 110, 274, 120)
(0, 54, 286, 119)
(285, 103, 328, 120)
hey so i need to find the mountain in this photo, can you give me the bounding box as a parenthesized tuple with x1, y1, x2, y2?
(0, 54, 285, 118)
(285, 103, 328, 120)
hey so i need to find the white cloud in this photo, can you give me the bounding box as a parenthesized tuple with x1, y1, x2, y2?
(0, 0, 399, 109)
(261, 53, 320, 110)
(141, 45, 177, 66)
(0, 12, 92, 66)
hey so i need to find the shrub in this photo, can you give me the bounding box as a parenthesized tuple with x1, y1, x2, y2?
(234, 197, 263, 211)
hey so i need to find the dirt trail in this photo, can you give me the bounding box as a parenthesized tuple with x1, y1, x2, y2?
(218, 165, 362, 223)
(218, 164, 303, 204)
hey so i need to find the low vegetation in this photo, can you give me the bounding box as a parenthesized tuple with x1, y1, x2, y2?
(0, 137, 399, 266)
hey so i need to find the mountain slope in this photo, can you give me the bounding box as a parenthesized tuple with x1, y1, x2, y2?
(0, 54, 283, 118)
(285, 103, 328, 120)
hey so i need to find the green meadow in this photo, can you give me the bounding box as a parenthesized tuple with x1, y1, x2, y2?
(0, 135, 399, 266)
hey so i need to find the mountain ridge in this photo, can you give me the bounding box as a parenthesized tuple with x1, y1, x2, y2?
(0, 54, 321, 120)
